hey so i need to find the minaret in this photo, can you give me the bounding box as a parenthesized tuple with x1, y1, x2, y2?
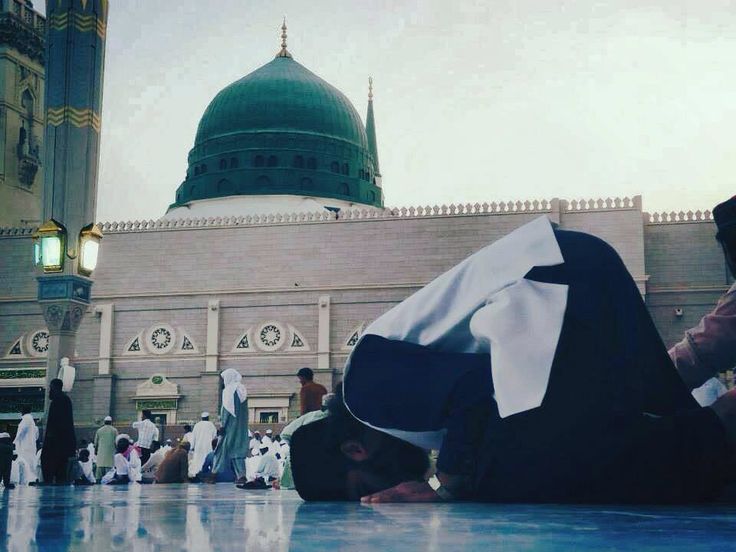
(38, 0, 109, 421)
(365, 76, 381, 188)
(276, 17, 291, 58)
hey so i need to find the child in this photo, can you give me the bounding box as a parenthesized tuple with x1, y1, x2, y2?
(75, 449, 96, 485)
(107, 437, 131, 485)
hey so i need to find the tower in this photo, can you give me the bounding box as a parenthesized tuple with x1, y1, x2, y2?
(0, 0, 45, 227)
(365, 76, 381, 189)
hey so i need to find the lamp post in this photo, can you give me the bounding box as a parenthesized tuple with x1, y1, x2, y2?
(37, 0, 109, 423)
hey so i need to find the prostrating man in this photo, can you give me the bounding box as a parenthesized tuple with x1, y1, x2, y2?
(669, 196, 736, 394)
(189, 412, 218, 477)
(238, 445, 281, 489)
(297, 368, 327, 415)
(132, 410, 159, 464)
(40, 379, 76, 485)
(155, 441, 190, 484)
(13, 406, 38, 481)
(212, 369, 249, 481)
(94, 416, 118, 479)
(290, 216, 736, 503)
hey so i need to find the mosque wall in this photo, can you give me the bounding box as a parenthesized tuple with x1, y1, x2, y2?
(1, 198, 733, 430)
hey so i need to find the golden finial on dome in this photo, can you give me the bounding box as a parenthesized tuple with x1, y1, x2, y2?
(368, 76, 373, 101)
(277, 17, 292, 58)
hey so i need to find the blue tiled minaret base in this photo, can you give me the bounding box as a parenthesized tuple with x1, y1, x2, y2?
(38, 0, 109, 419)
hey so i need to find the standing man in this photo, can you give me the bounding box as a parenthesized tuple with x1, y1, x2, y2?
(669, 196, 736, 392)
(132, 410, 159, 464)
(189, 412, 217, 477)
(94, 416, 118, 480)
(13, 406, 38, 481)
(40, 379, 76, 485)
(297, 368, 327, 415)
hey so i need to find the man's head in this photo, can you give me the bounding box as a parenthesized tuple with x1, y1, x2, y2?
(141, 409, 152, 421)
(179, 441, 191, 452)
(266, 429, 273, 437)
(0, 432, 11, 445)
(297, 367, 314, 385)
(79, 439, 88, 447)
(78, 448, 90, 462)
(150, 440, 161, 453)
(254, 431, 261, 440)
(103, 416, 112, 425)
(21, 405, 31, 416)
(183, 424, 192, 433)
(49, 378, 64, 400)
(201, 412, 209, 420)
(290, 388, 429, 501)
(714, 196, 736, 279)
(116, 437, 130, 454)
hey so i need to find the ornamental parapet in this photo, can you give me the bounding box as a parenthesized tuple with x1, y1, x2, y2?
(644, 210, 714, 224)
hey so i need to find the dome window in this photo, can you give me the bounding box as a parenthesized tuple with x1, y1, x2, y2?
(217, 179, 233, 194)
(189, 185, 197, 198)
(201, 164, 208, 174)
(330, 161, 340, 173)
(368, 191, 376, 203)
(293, 155, 304, 168)
(194, 166, 200, 176)
(219, 159, 227, 170)
(267, 155, 278, 167)
(338, 183, 350, 196)
(358, 169, 364, 180)
(301, 177, 314, 190)
(230, 157, 239, 168)
(307, 158, 317, 170)
(254, 155, 265, 168)
(341, 163, 349, 175)
(256, 175, 271, 187)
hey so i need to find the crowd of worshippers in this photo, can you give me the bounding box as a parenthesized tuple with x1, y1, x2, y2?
(0, 366, 327, 489)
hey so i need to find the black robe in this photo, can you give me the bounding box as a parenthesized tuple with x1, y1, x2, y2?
(41, 392, 77, 466)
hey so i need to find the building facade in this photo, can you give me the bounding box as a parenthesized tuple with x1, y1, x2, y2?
(0, 0, 44, 227)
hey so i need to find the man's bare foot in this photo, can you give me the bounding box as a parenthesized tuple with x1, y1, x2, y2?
(710, 388, 736, 444)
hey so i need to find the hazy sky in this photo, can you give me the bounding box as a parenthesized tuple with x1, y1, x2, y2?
(44, 1, 736, 221)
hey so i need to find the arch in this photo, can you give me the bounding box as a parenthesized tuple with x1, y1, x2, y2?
(219, 158, 227, 170)
(338, 183, 350, 196)
(230, 157, 239, 168)
(368, 190, 376, 203)
(341, 163, 349, 175)
(300, 177, 314, 191)
(256, 175, 271, 187)
(292, 155, 304, 168)
(267, 155, 278, 167)
(307, 157, 317, 170)
(254, 155, 265, 167)
(330, 161, 340, 173)
(358, 169, 364, 180)
(201, 164, 208, 174)
(189, 185, 197, 198)
(217, 179, 234, 194)
(194, 166, 200, 176)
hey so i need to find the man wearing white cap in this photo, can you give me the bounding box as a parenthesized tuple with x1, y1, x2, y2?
(94, 416, 118, 480)
(189, 412, 217, 477)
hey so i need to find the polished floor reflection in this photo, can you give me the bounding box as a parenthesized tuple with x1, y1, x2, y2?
(0, 485, 735, 551)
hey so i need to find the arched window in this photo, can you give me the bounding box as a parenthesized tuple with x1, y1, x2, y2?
(368, 190, 376, 203)
(254, 155, 265, 167)
(341, 163, 349, 175)
(201, 164, 208, 174)
(189, 185, 197, 198)
(217, 179, 233, 194)
(300, 177, 314, 190)
(358, 169, 364, 180)
(293, 155, 304, 168)
(330, 161, 340, 173)
(256, 175, 271, 187)
(307, 157, 317, 170)
(338, 183, 350, 195)
(267, 155, 278, 167)
(230, 157, 239, 168)
(194, 166, 200, 176)
(219, 158, 227, 170)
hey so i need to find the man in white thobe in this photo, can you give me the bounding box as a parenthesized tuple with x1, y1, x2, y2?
(189, 412, 218, 477)
(13, 406, 38, 481)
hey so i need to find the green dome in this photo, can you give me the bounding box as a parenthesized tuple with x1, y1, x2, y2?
(196, 57, 369, 149)
(170, 54, 382, 210)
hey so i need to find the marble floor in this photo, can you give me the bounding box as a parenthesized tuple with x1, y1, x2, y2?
(0, 485, 735, 551)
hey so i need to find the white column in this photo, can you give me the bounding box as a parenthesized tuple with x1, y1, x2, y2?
(206, 299, 220, 372)
(317, 295, 331, 370)
(94, 303, 113, 375)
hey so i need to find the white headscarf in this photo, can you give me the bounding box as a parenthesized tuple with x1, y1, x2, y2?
(221, 368, 247, 417)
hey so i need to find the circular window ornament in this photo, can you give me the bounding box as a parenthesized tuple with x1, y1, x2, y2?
(28, 330, 49, 357)
(147, 325, 176, 355)
(256, 321, 285, 351)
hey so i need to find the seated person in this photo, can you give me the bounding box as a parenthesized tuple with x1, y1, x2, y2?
(155, 442, 190, 484)
(195, 438, 222, 483)
(289, 216, 736, 503)
(106, 437, 132, 485)
(74, 449, 96, 485)
(237, 446, 281, 489)
(140, 440, 165, 483)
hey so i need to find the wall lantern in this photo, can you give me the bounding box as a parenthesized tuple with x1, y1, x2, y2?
(32, 219, 66, 273)
(78, 223, 103, 275)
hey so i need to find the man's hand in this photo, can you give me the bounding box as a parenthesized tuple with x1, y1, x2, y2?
(360, 480, 441, 504)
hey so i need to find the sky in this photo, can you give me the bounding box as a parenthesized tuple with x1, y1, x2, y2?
(42, 0, 736, 221)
